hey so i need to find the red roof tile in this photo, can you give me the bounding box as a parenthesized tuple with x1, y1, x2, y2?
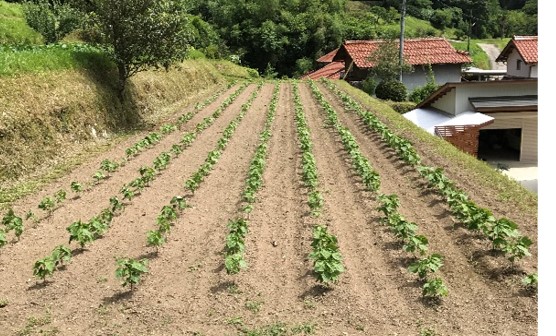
(335, 38, 472, 69)
(301, 61, 344, 80)
(317, 49, 339, 63)
(496, 36, 537, 64)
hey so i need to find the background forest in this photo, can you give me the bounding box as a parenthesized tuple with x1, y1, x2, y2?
(2, 0, 538, 77)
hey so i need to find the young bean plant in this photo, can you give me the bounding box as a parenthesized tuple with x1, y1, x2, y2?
(115, 258, 148, 291)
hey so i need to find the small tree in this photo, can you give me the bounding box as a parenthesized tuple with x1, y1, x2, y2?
(367, 38, 412, 102)
(367, 38, 413, 83)
(86, 0, 193, 97)
(23, 0, 80, 44)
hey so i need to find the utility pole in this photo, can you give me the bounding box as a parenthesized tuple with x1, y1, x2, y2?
(467, 9, 472, 53)
(399, 0, 407, 82)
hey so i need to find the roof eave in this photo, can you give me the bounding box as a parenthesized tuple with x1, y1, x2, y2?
(417, 83, 457, 108)
(475, 105, 538, 113)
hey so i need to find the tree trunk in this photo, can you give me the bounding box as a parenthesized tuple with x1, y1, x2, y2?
(117, 62, 128, 101)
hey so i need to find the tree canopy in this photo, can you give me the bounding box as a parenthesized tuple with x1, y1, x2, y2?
(85, 0, 193, 96)
(189, 0, 346, 76)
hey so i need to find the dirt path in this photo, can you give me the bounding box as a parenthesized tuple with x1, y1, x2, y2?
(477, 43, 507, 70)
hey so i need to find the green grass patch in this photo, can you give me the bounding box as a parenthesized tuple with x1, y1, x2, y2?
(209, 59, 260, 80)
(450, 40, 490, 69)
(383, 16, 441, 38)
(0, 1, 42, 45)
(0, 44, 112, 76)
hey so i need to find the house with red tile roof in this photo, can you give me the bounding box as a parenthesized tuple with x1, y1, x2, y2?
(316, 48, 339, 64)
(331, 37, 472, 91)
(403, 36, 538, 168)
(301, 61, 344, 80)
(496, 36, 537, 79)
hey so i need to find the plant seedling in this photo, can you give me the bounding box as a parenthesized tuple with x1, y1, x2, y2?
(51, 245, 72, 268)
(125, 147, 138, 158)
(171, 144, 182, 156)
(115, 258, 148, 290)
(408, 254, 444, 279)
(308, 191, 324, 217)
(2, 209, 23, 238)
(67, 220, 94, 248)
(70, 181, 83, 194)
(121, 186, 134, 201)
(422, 277, 448, 299)
(54, 190, 67, 204)
(225, 253, 247, 275)
(110, 196, 124, 213)
(0, 230, 7, 248)
(93, 171, 107, 183)
(521, 273, 538, 291)
(38, 197, 56, 215)
(170, 196, 188, 212)
(147, 230, 165, 251)
(503, 235, 532, 262)
(88, 217, 109, 238)
(403, 235, 429, 256)
(100, 159, 119, 173)
(309, 225, 344, 284)
(33, 257, 56, 281)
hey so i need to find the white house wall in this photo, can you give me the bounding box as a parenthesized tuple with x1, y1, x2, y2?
(403, 64, 462, 92)
(506, 49, 534, 78)
(530, 65, 538, 78)
(453, 82, 537, 115)
(430, 88, 456, 114)
(482, 114, 538, 163)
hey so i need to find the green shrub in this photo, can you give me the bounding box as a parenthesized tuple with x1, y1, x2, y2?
(23, 0, 79, 44)
(185, 48, 206, 60)
(408, 64, 439, 104)
(388, 101, 416, 114)
(361, 77, 377, 96)
(408, 82, 438, 103)
(375, 80, 407, 102)
(246, 68, 259, 78)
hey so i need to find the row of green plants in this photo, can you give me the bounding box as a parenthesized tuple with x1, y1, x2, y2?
(308, 81, 381, 193)
(224, 82, 280, 275)
(321, 79, 535, 282)
(116, 82, 264, 290)
(378, 194, 447, 299)
(0, 189, 66, 247)
(292, 81, 344, 285)
(119, 83, 248, 206)
(0, 83, 235, 247)
(308, 80, 447, 299)
(29, 82, 252, 281)
(184, 83, 263, 195)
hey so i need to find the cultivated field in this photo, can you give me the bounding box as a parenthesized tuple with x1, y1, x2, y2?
(0, 80, 537, 336)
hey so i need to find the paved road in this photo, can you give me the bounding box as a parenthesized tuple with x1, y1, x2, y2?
(477, 43, 507, 70)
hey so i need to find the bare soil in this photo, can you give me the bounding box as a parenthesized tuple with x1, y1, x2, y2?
(0, 81, 537, 336)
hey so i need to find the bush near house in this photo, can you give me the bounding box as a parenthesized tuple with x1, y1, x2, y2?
(375, 79, 407, 102)
(387, 101, 416, 114)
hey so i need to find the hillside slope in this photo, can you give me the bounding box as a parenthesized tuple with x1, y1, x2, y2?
(0, 58, 257, 204)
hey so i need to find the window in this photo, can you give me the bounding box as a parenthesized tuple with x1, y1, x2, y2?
(517, 59, 522, 71)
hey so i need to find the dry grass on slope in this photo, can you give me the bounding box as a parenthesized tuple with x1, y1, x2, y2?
(0, 59, 253, 206)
